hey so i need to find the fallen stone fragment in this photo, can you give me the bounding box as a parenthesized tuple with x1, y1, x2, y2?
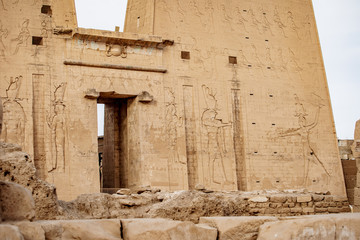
(0, 181, 35, 221)
(200, 216, 278, 240)
(257, 213, 360, 240)
(0, 224, 24, 240)
(121, 218, 217, 240)
(39, 219, 121, 240)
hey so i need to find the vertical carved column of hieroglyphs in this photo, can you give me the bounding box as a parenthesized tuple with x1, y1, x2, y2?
(32, 74, 47, 178)
(183, 85, 198, 189)
(230, 68, 246, 191)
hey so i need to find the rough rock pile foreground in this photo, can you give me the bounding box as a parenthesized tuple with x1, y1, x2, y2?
(1, 142, 360, 239)
(0, 142, 59, 219)
(1, 183, 360, 240)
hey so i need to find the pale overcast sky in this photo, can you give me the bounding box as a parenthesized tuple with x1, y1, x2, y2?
(74, 0, 360, 139)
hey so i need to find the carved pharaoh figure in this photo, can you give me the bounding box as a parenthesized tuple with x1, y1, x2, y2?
(276, 95, 330, 186)
(47, 83, 67, 173)
(201, 85, 232, 186)
(1, 76, 25, 146)
(12, 19, 30, 55)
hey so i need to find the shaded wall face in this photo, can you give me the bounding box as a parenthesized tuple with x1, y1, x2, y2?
(125, 0, 346, 195)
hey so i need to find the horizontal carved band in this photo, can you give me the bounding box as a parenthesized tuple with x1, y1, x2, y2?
(63, 60, 167, 73)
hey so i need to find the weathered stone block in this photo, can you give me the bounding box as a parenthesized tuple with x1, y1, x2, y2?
(302, 207, 315, 214)
(12, 221, 45, 240)
(0, 181, 35, 221)
(315, 207, 328, 213)
(269, 195, 287, 203)
(199, 216, 278, 240)
(0, 225, 24, 240)
(297, 195, 312, 203)
(290, 207, 303, 213)
(249, 196, 268, 203)
(39, 219, 121, 240)
(121, 218, 217, 240)
(328, 207, 340, 213)
(257, 215, 336, 239)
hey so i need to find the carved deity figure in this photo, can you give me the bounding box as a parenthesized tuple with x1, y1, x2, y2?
(165, 88, 185, 165)
(276, 95, 330, 186)
(12, 19, 30, 55)
(1, 76, 25, 146)
(47, 83, 67, 173)
(201, 85, 232, 185)
(273, 7, 287, 37)
(287, 11, 300, 39)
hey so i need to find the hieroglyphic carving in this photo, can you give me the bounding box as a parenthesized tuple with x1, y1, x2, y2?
(0, 20, 8, 59)
(220, 4, 234, 31)
(244, 8, 260, 34)
(47, 83, 67, 173)
(165, 88, 185, 165)
(1, 0, 6, 10)
(234, 7, 248, 32)
(12, 19, 30, 55)
(302, 14, 313, 41)
(106, 44, 127, 58)
(275, 95, 330, 186)
(1, 76, 26, 146)
(259, 9, 273, 35)
(273, 7, 287, 37)
(286, 11, 300, 39)
(201, 85, 232, 186)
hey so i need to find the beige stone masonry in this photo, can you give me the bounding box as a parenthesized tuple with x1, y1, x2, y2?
(0, 0, 346, 200)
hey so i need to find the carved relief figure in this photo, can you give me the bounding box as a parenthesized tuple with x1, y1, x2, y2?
(247, 8, 261, 33)
(12, 19, 30, 54)
(1, 76, 26, 147)
(106, 44, 127, 58)
(275, 95, 330, 186)
(1, 0, 6, 10)
(273, 7, 287, 37)
(0, 20, 8, 59)
(220, 4, 234, 31)
(165, 88, 185, 165)
(302, 15, 313, 41)
(47, 83, 67, 173)
(259, 8, 273, 35)
(201, 85, 232, 186)
(234, 7, 248, 33)
(286, 11, 300, 39)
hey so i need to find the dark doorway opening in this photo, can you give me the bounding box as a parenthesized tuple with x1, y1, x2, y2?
(98, 95, 134, 193)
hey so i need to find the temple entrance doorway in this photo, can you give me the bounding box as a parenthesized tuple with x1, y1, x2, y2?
(97, 93, 136, 193)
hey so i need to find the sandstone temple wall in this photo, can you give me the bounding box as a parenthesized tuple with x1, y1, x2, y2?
(0, 0, 347, 200)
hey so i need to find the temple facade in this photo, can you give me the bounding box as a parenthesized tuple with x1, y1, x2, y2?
(0, 0, 346, 200)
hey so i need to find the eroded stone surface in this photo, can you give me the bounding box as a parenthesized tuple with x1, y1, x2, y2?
(200, 216, 278, 240)
(0, 142, 59, 220)
(121, 218, 217, 240)
(257, 213, 360, 240)
(0, 224, 24, 240)
(0, 181, 35, 221)
(11, 221, 45, 240)
(0, 0, 346, 200)
(37, 219, 121, 240)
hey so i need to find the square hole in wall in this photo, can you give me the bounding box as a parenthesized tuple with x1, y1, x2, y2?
(181, 51, 190, 60)
(32, 36, 43, 45)
(229, 56, 237, 64)
(41, 5, 52, 16)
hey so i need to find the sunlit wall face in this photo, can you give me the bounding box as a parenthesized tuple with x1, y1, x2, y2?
(75, 0, 360, 139)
